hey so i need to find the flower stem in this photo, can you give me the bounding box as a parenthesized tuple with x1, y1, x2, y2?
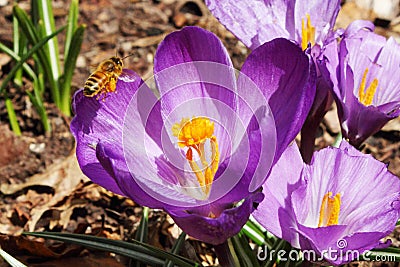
(214, 240, 240, 267)
(332, 132, 342, 148)
(300, 119, 320, 164)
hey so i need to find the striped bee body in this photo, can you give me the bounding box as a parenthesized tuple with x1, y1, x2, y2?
(83, 71, 119, 97)
(83, 56, 124, 100)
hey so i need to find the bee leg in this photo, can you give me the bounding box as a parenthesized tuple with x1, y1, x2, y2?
(101, 91, 110, 102)
(108, 78, 117, 93)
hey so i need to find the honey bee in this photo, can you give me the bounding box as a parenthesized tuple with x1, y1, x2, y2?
(83, 55, 133, 100)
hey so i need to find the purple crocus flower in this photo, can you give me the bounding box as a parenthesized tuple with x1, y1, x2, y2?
(253, 140, 400, 265)
(71, 26, 315, 245)
(206, 0, 341, 162)
(205, 0, 341, 51)
(322, 21, 400, 148)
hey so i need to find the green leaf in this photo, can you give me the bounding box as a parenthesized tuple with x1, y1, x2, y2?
(30, 0, 39, 26)
(26, 89, 51, 133)
(0, 25, 65, 95)
(64, 0, 79, 60)
(135, 207, 149, 243)
(37, 0, 61, 81)
(0, 43, 50, 132)
(164, 232, 186, 267)
(243, 221, 267, 247)
(133, 207, 149, 267)
(0, 247, 27, 267)
(332, 132, 342, 148)
(261, 239, 288, 267)
(13, 5, 61, 107)
(0, 42, 36, 80)
(5, 97, 21, 136)
(60, 24, 85, 116)
(231, 233, 261, 267)
(12, 12, 23, 87)
(23, 232, 199, 267)
(243, 218, 277, 248)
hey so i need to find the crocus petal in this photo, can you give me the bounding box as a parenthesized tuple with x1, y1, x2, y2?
(292, 143, 400, 228)
(254, 140, 400, 265)
(153, 26, 237, 114)
(70, 70, 143, 196)
(205, 0, 290, 49)
(95, 140, 166, 208)
(212, 105, 276, 204)
(206, 0, 341, 49)
(343, 19, 375, 38)
(252, 143, 304, 248)
(167, 192, 264, 245)
(300, 72, 334, 163)
(373, 37, 400, 104)
(340, 95, 394, 147)
(325, 24, 400, 146)
(240, 38, 316, 163)
(119, 68, 252, 206)
(122, 81, 208, 207)
(153, 27, 240, 160)
(294, 0, 341, 46)
(296, 225, 387, 265)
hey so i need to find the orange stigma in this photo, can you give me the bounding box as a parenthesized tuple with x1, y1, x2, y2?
(172, 117, 220, 199)
(318, 192, 341, 227)
(358, 68, 379, 106)
(301, 14, 316, 50)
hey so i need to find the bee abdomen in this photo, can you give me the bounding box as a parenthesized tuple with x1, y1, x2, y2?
(83, 72, 106, 97)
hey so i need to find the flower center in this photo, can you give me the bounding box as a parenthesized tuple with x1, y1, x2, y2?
(301, 14, 315, 50)
(358, 68, 379, 106)
(318, 192, 341, 227)
(172, 117, 220, 198)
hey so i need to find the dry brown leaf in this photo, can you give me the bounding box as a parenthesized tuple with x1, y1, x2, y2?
(131, 34, 168, 47)
(0, 234, 82, 259)
(382, 117, 400, 132)
(1, 152, 89, 232)
(0, 151, 88, 195)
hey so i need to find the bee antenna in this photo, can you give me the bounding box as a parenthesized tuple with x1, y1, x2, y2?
(122, 53, 135, 60)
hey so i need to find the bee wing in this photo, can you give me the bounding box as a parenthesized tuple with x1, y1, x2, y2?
(119, 70, 138, 83)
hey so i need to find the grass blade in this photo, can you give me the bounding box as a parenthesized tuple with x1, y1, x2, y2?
(262, 239, 288, 267)
(231, 233, 260, 267)
(37, 0, 61, 81)
(135, 207, 149, 243)
(64, 0, 79, 60)
(0, 25, 65, 95)
(0, 43, 50, 132)
(0, 42, 36, 80)
(5, 97, 21, 136)
(30, 0, 39, 25)
(27, 88, 51, 132)
(23, 232, 199, 267)
(60, 24, 85, 116)
(12, 12, 23, 86)
(243, 221, 266, 247)
(164, 232, 186, 267)
(0, 247, 27, 267)
(13, 5, 61, 107)
(132, 207, 149, 267)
